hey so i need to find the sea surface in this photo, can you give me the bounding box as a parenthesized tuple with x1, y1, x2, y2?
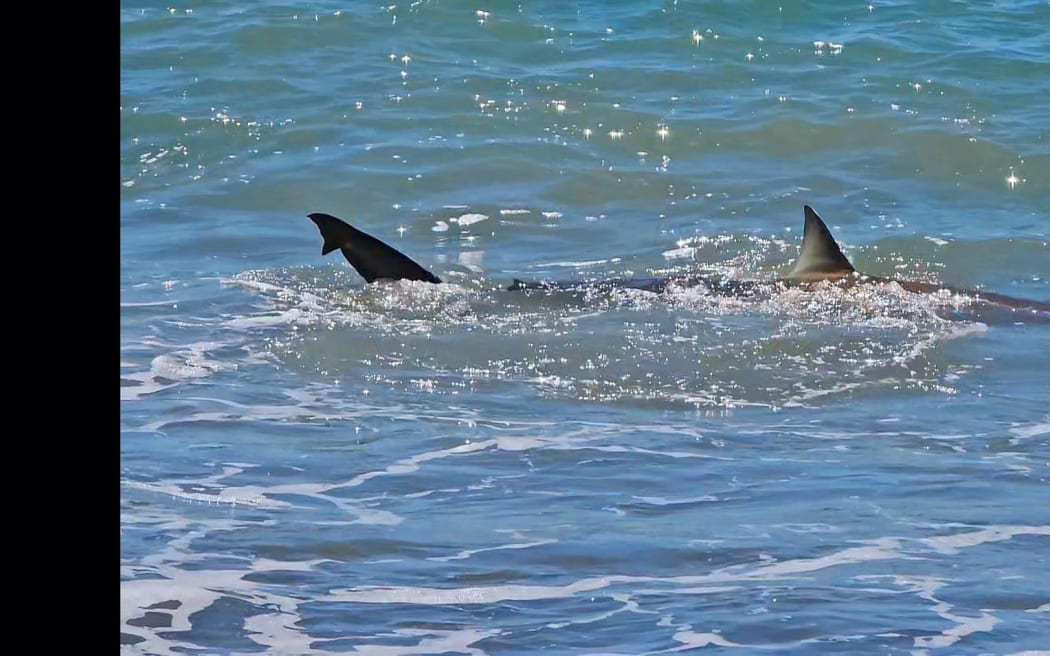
(120, 2, 1050, 654)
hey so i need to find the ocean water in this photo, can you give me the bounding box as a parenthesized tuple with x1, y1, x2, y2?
(120, 2, 1050, 654)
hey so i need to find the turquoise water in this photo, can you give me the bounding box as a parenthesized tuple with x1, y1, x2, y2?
(121, 2, 1050, 653)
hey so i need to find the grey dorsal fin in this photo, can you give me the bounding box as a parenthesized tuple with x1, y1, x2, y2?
(788, 205, 855, 279)
(307, 213, 441, 284)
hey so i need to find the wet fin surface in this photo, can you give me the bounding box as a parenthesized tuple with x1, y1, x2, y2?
(307, 213, 441, 284)
(788, 206, 856, 279)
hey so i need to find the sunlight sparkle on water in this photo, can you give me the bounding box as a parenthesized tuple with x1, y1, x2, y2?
(1006, 170, 1022, 190)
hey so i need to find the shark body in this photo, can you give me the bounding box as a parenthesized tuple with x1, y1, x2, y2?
(307, 207, 1050, 315)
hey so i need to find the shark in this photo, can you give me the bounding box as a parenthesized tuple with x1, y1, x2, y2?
(306, 206, 1050, 316)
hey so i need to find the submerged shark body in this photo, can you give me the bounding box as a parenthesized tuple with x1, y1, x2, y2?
(307, 207, 1050, 316)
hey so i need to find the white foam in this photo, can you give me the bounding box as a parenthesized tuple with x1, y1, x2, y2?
(428, 539, 557, 562)
(318, 524, 1050, 608)
(122, 462, 404, 524)
(631, 494, 719, 506)
(671, 628, 741, 648)
(123, 384, 1050, 655)
(326, 577, 618, 605)
(1009, 422, 1050, 440)
(920, 524, 1050, 555)
(662, 245, 697, 260)
(332, 628, 499, 656)
(452, 212, 488, 226)
(149, 352, 233, 380)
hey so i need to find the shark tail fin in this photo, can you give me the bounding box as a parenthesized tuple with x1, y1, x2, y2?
(307, 213, 441, 284)
(788, 205, 856, 279)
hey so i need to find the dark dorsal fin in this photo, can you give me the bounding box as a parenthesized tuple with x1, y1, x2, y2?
(307, 213, 441, 284)
(787, 205, 855, 279)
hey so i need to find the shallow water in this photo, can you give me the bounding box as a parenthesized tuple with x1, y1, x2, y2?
(121, 2, 1050, 653)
